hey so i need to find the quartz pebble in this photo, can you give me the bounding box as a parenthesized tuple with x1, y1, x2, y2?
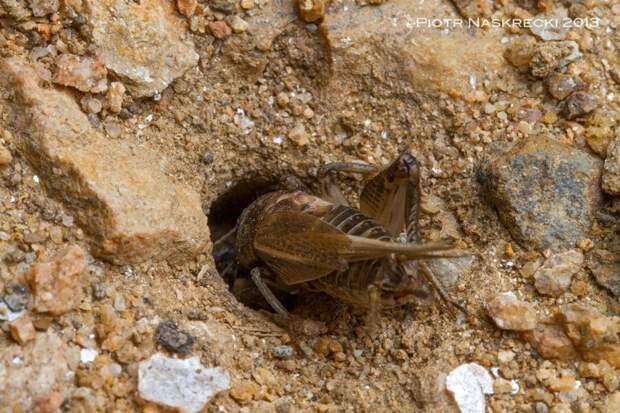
(446, 363, 494, 413)
(487, 292, 537, 331)
(138, 353, 230, 413)
(534, 250, 583, 297)
(54, 54, 108, 93)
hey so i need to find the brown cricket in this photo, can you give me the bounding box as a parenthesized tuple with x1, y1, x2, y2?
(217, 151, 468, 319)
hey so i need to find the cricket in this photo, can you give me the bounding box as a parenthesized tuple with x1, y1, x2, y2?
(214, 150, 469, 320)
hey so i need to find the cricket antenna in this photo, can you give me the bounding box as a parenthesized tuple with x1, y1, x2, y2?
(418, 261, 470, 318)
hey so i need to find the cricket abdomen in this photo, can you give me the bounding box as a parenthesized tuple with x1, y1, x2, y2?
(306, 204, 398, 308)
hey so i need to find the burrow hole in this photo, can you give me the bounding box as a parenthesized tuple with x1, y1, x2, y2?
(208, 178, 299, 312)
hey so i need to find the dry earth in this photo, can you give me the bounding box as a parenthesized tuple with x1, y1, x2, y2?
(0, 0, 619, 412)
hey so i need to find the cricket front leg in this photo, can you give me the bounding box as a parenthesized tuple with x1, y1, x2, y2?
(317, 161, 378, 205)
(251, 267, 290, 320)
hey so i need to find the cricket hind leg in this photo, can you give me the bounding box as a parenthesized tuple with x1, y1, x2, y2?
(251, 267, 290, 320)
(317, 161, 379, 205)
(359, 151, 422, 240)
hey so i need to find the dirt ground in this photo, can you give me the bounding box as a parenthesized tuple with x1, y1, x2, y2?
(0, 0, 619, 412)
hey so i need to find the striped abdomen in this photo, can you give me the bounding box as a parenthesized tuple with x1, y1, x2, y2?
(306, 204, 394, 307)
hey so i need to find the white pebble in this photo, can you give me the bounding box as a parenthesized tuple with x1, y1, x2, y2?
(139, 353, 230, 413)
(446, 363, 494, 413)
(80, 348, 98, 363)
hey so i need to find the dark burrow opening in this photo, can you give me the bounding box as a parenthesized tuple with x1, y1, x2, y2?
(207, 178, 299, 312)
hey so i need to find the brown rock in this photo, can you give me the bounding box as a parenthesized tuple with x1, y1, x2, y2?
(297, 0, 328, 22)
(9, 316, 36, 344)
(0, 332, 71, 412)
(84, 0, 199, 97)
(487, 292, 537, 331)
(176, 0, 197, 17)
(229, 381, 259, 403)
(0, 58, 209, 264)
(524, 323, 577, 361)
(53, 54, 108, 93)
(209, 21, 233, 39)
(533, 250, 584, 297)
(602, 134, 620, 196)
(558, 304, 620, 368)
(26, 245, 87, 315)
(321, 0, 506, 99)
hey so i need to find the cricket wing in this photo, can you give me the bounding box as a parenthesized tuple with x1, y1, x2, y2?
(254, 211, 351, 285)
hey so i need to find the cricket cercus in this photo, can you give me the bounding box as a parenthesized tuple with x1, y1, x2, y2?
(216, 150, 469, 319)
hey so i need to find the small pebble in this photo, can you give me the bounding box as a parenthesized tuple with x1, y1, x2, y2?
(563, 92, 597, 120)
(177, 0, 198, 17)
(228, 15, 248, 33)
(155, 320, 194, 354)
(208, 21, 232, 39)
(106, 82, 125, 114)
(9, 315, 36, 345)
(487, 292, 537, 331)
(534, 250, 583, 297)
(3, 285, 30, 312)
(288, 122, 309, 146)
(271, 345, 294, 359)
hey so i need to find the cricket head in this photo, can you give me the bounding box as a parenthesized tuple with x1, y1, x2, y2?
(383, 151, 420, 186)
(376, 259, 434, 307)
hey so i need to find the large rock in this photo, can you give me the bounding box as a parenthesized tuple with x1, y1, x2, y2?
(0, 332, 72, 412)
(480, 137, 602, 251)
(320, 0, 505, 98)
(0, 58, 209, 264)
(83, 0, 199, 97)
